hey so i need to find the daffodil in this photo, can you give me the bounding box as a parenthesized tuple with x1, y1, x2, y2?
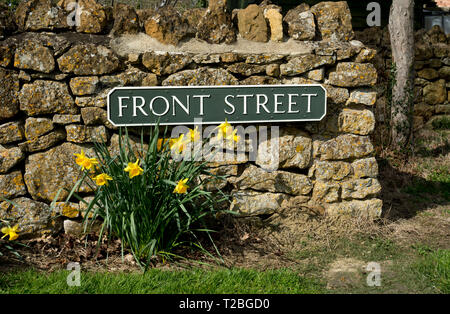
(74, 150, 98, 171)
(187, 126, 201, 142)
(124, 159, 144, 179)
(170, 134, 186, 153)
(1, 224, 19, 241)
(94, 173, 113, 186)
(157, 138, 169, 151)
(173, 178, 189, 194)
(225, 128, 240, 143)
(216, 119, 232, 140)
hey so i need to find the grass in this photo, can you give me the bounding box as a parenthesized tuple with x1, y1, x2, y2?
(0, 268, 325, 294)
(412, 248, 450, 294)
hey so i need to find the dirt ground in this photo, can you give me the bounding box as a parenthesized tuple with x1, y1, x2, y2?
(1, 128, 449, 293)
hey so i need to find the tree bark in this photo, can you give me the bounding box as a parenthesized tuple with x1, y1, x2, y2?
(388, 0, 415, 151)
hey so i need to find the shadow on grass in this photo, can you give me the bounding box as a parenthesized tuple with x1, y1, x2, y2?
(377, 133, 449, 221)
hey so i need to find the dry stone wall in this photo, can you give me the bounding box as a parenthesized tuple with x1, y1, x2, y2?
(0, 0, 382, 238)
(355, 25, 450, 132)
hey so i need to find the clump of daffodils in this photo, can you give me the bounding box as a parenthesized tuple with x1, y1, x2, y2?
(67, 124, 231, 268)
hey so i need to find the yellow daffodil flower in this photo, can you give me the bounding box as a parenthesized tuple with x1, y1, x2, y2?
(173, 178, 189, 194)
(94, 173, 113, 186)
(187, 126, 201, 142)
(124, 159, 144, 179)
(225, 128, 240, 143)
(1, 224, 19, 241)
(74, 150, 98, 171)
(157, 138, 170, 151)
(170, 134, 186, 153)
(216, 119, 232, 140)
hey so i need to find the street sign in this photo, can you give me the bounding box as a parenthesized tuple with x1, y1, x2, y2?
(107, 84, 327, 126)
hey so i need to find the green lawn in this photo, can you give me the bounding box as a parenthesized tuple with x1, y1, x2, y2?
(0, 268, 326, 294)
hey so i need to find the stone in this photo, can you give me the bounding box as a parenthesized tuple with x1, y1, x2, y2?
(245, 54, 284, 64)
(324, 84, 349, 105)
(25, 32, 71, 57)
(14, 0, 65, 31)
(53, 114, 82, 125)
(81, 107, 113, 128)
(0, 68, 20, 120)
(423, 80, 446, 105)
(65, 125, 107, 143)
(310, 160, 351, 181)
(0, 197, 59, 237)
(57, 44, 120, 75)
(417, 68, 439, 80)
(54, 202, 79, 218)
(328, 62, 378, 87)
(338, 108, 375, 135)
(325, 198, 382, 217)
(0, 171, 27, 199)
(435, 104, 450, 114)
(227, 63, 266, 76)
(307, 68, 325, 81)
(108, 133, 148, 159)
(142, 52, 191, 75)
(280, 55, 335, 76)
(233, 164, 312, 195)
(13, 39, 55, 73)
(100, 66, 158, 87)
(433, 43, 450, 58)
(192, 54, 221, 64)
(144, 7, 189, 46)
(317, 134, 374, 160)
(220, 52, 242, 63)
(19, 80, 77, 116)
(0, 147, 24, 173)
(413, 103, 434, 119)
(75, 0, 108, 33)
(240, 76, 279, 85)
(162, 67, 238, 86)
(19, 129, 66, 153)
(142, 74, 158, 86)
(24, 117, 54, 140)
(354, 48, 377, 63)
(0, 121, 24, 144)
(200, 165, 237, 191)
(351, 157, 378, 179)
(0, 43, 14, 67)
(346, 89, 377, 107)
(256, 127, 312, 171)
(111, 3, 140, 36)
(283, 4, 315, 41)
(230, 190, 288, 216)
(182, 8, 206, 36)
(310, 1, 354, 42)
(415, 44, 433, 61)
(196, 0, 236, 44)
(69, 77, 100, 96)
(75, 90, 109, 108)
(264, 8, 283, 42)
(312, 180, 340, 203)
(63, 220, 84, 236)
(341, 178, 382, 199)
(237, 4, 268, 42)
(266, 64, 280, 77)
(24, 142, 95, 202)
(438, 66, 450, 80)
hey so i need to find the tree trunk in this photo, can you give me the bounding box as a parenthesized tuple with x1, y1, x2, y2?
(388, 0, 415, 151)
